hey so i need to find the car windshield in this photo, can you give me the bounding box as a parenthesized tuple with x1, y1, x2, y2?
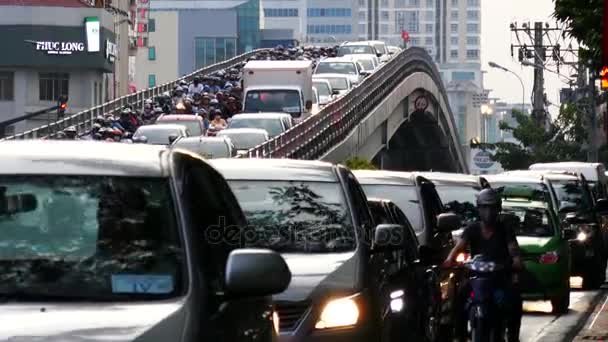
(435, 185, 480, 226)
(324, 78, 349, 90)
(228, 118, 284, 137)
(316, 62, 357, 75)
(502, 206, 554, 237)
(492, 182, 551, 204)
(134, 127, 182, 145)
(337, 45, 374, 56)
(219, 132, 267, 150)
(173, 139, 231, 158)
(243, 90, 301, 114)
(313, 82, 331, 97)
(361, 184, 423, 232)
(374, 44, 387, 54)
(0, 176, 184, 301)
(357, 59, 374, 71)
(228, 180, 356, 253)
(157, 120, 202, 136)
(551, 180, 593, 213)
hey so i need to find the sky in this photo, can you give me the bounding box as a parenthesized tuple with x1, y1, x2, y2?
(481, 0, 572, 117)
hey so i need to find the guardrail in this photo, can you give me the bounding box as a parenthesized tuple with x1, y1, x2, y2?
(245, 47, 457, 162)
(1, 49, 266, 141)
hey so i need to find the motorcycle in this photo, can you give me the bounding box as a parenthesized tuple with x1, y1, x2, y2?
(463, 255, 508, 342)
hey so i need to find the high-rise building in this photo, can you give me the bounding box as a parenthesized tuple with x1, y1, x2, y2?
(135, 0, 261, 90)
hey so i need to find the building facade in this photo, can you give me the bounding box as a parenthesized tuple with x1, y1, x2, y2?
(0, 1, 118, 135)
(135, 0, 261, 90)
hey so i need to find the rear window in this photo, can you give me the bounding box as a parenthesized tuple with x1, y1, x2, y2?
(228, 118, 284, 137)
(361, 184, 424, 232)
(173, 139, 230, 158)
(502, 206, 554, 237)
(134, 127, 182, 145)
(551, 180, 593, 213)
(337, 45, 375, 56)
(315, 62, 357, 75)
(157, 121, 202, 136)
(435, 185, 480, 226)
(313, 82, 331, 96)
(325, 78, 348, 90)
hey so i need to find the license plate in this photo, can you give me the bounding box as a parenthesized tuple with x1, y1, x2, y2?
(586, 250, 595, 257)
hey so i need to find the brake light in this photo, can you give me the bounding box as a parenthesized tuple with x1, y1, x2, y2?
(456, 252, 470, 263)
(469, 291, 475, 298)
(539, 251, 559, 264)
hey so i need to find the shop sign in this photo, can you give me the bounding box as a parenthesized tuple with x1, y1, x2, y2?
(473, 150, 494, 169)
(29, 41, 86, 55)
(106, 40, 117, 63)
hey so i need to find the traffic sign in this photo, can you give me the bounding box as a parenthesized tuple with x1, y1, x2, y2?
(401, 30, 410, 42)
(414, 95, 429, 112)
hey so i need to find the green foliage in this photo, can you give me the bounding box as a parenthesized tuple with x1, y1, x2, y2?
(553, 0, 603, 70)
(344, 157, 377, 170)
(491, 108, 587, 170)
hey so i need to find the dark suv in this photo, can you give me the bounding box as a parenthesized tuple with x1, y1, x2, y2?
(211, 158, 438, 342)
(353, 170, 463, 341)
(367, 198, 442, 342)
(0, 141, 291, 342)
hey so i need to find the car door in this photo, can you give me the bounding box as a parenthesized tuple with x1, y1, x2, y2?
(173, 152, 275, 342)
(418, 179, 453, 263)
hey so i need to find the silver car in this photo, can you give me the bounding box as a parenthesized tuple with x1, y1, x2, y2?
(133, 124, 189, 145)
(172, 136, 237, 158)
(217, 128, 270, 154)
(227, 113, 293, 138)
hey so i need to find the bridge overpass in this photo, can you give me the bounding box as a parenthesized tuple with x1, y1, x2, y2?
(1, 47, 468, 173)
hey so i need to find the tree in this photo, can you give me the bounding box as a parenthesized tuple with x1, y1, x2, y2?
(553, 0, 603, 70)
(344, 157, 377, 170)
(491, 108, 587, 170)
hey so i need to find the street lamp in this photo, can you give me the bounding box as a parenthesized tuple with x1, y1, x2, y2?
(480, 104, 493, 143)
(488, 62, 526, 114)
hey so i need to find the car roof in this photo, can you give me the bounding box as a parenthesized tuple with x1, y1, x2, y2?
(484, 174, 546, 184)
(313, 79, 332, 84)
(313, 73, 350, 79)
(367, 197, 392, 204)
(218, 128, 268, 136)
(136, 124, 186, 131)
(319, 57, 357, 63)
(352, 170, 417, 186)
(174, 136, 229, 144)
(244, 60, 313, 70)
(417, 172, 483, 187)
(0, 140, 169, 177)
(502, 199, 548, 209)
(502, 170, 579, 182)
(529, 162, 605, 180)
(209, 158, 338, 182)
(231, 113, 291, 120)
(342, 41, 375, 46)
(157, 115, 202, 121)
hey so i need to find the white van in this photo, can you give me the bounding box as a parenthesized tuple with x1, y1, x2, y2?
(529, 162, 608, 200)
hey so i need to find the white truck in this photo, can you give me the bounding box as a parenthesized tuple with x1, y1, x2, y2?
(241, 60, 316, 122)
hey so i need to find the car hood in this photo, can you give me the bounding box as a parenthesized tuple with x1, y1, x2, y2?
(274, 252, 359, 302)
(516, 236, 559, 253)
(0, 301, 186, 342)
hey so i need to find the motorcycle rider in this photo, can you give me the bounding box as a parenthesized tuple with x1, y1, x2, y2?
(443, 188, 523, 342)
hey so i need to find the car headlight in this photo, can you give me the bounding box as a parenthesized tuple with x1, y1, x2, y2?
(314, 297, 359, 329)
(577, 231, 588, 242)
(272, 310, 280, 335)
(456, 252, 470, 263)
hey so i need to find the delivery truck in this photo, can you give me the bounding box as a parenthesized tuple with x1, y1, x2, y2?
(241, 60, 316, 122)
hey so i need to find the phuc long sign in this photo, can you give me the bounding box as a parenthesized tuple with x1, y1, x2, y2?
(34, 41, 86, 55)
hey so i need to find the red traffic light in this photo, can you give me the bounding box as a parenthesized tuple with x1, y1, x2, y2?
(601, 66, 608, 90)
(59, 103, 67, 110)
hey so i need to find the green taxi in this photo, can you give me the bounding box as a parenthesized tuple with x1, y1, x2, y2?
(500, 186, 572, 314)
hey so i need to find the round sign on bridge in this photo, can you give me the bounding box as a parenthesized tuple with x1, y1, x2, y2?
(473, 150, 494, 169)
(414, 95, 429, 112)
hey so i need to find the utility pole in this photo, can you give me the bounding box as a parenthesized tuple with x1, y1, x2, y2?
(532, 22, 546, 127)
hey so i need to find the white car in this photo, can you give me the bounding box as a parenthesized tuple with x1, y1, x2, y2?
(133, 124, 190, 145)
(314, 57, 367, 85)
(313, 79, 334, 105)
(172, 136, 237, 159)
(387, 45, 402, 56)
(346, 54, 378, 72)
(227, 113, 293, 138)
(312, 74, 352, 97)
(217, 128, 270, 155)
(366, 40, 390, 63)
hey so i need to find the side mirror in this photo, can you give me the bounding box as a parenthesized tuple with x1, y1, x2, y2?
(133, 136, 148, 144)
(168, 134, 179, 144)
(332, 90, 340, 95)
(225, 249, 291, 297)
(562, 228, 577, 240)
(0, 193, 38, 215)
(418, 245, 434, 265)
(305, 100, 313, 110)
(595, 198, 608, 213)
(373, 224, 404, 253)
(376, 53, 382, 58)
(437, 213, 461, 232)
(360, 71, 371, 77)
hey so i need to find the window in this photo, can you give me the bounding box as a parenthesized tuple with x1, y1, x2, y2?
(381, 11, 389, 20)
(194, 37, 237, 68)
(450, 49, 458, 58)
(425, 23, 433, 33)
(466, 49, 479, 58)
(410, 37, 420, 46)
(359, 24, 367, 34)
(39, 73, 68, 101)
(381, 24, 389, 34)
(467, 23, 479, 33)
(308, 8, 352, 17)
(395, 0, 407, 6)
(147, 18, 155, 32)
(452, 0, 459, 6)
(467, 0, 480, 6)
(425, 11, 434, 20)
(0, 72, 14, 101)
(148, 46, 156, 61)
(361, 184, 424, 232)
(395, 11, 419, 33)
(359, 0, 366, 6)
(409, 0, 420, 5)
(451, 23, 458, 33)
(359, 11, 366, 20)
(466, 36, 479, 45)
(451, 37, 458, 45)
(453, 71, 475, 80)
(451, 10, 458, 20)
(381, 0, 389, 6)
(148, 74, 156, 88)
(467, 10, 479, 20)
(265, 8, 299, 17)
(426, 0, 434, 7)
(307, 25, 352, 34)
(425, 37, 433, 45)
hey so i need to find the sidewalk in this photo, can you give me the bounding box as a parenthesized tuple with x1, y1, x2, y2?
(572, 290, 608, 342)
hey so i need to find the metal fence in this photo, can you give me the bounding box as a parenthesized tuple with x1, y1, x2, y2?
(1, 49, 265, 141)
(244, 47, 452, 161)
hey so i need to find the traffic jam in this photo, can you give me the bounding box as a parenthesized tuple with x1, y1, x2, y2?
(1, 45, 608, 342)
